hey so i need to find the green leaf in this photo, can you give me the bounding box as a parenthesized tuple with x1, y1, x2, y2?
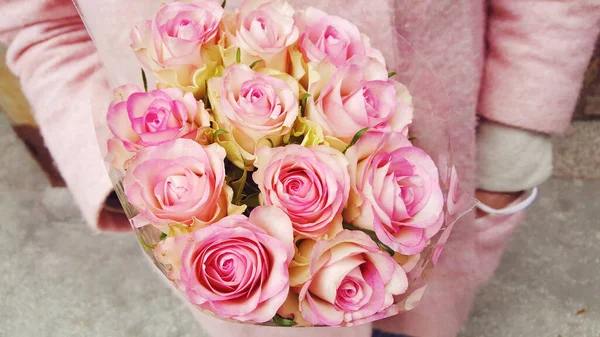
(236, 48, 241, 63)
(376, 241, 395, 257)
(159, 233, 168, 241)
(342, 222, 362, 232)
(221, 0, 226, 8)
(249, 60, 262, 69)
(342, 223, 395, 256)
(388, 71, 397, 78)
(344, 127, 369, 154)
(141, 69, 148, 92)
(213, 129, 228, 138)
(272, 314, 298, 327)
(240, 192, 261, 209)
(299, 92, 311, 116)
(408, 136, 417, 141)
(229, 167, 248, 205)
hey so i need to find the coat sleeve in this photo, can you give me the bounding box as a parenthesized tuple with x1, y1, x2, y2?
(0, 0, 129, 231)
(476, 0, 599, 192)
(478, 0, 600, 134)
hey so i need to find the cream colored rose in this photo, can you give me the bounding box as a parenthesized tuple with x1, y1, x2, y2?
(130, 0, 224, 96)
(208, 64, 299, 169)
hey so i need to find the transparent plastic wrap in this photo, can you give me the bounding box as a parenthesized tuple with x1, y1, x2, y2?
(74, 0, 476, 327)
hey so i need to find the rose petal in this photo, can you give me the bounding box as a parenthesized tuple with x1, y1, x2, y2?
(249, 206, 294, 262)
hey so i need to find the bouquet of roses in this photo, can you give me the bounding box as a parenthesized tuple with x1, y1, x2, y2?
(100, 0, 472, 327)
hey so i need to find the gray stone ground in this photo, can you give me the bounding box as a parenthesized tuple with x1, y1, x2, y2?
(1, 113, 599, 337)
(461, 178, 600, 337)
(553, 121, 600, 180)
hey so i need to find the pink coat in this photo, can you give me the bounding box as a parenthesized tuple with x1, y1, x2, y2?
(1, 0, 598, 336)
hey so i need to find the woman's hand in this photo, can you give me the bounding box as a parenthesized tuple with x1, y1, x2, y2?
(475, 189, 523, 218)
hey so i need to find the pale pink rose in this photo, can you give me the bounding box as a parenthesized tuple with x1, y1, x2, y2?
(208, 64, 298, 168)
(218, 0, 298, 71)
(154, 233, 191, 283)
(294, 8, 385, 66)
(131, 0, 223, 67)
(343, 130, 444, 255)
(107, 85, 210, 154)
(306, 56, 413, 147)
(176, 206, 293, 323)
(253, 144, 350, 239)
(130, 0, 224, 93)
(123, 139, 233, 228)
(106, 137, 134, 171)
(296, 230, 408, 326)
(236, 0, 299, 56)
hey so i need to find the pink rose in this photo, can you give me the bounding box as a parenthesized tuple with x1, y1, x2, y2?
(253, 144, 350, 239)
(208, 64, 298, 168)
(295, 230, 408, 326)
(130, 0, 224, 94)
(294, 8, 385, 66)
(306, 56, 413, 147)
(123, 139, 235, 228)
(222, 0, 298, 71)
(237, 0, 299, 53)
(176, 206, 294, 323)
(107, 85, 210, 154)
(343, 130, 444, 255)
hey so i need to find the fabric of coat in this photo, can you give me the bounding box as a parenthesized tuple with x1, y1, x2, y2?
(1, 0, 598, 336)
